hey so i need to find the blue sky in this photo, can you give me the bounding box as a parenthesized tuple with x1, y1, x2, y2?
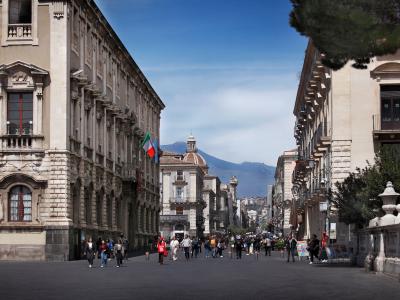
(95, 0, 307, 165)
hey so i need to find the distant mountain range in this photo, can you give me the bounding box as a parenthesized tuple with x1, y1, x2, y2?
(161, 142, 275, 197)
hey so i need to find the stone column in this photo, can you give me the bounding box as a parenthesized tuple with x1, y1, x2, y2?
(364, 233, 374, 271)
(374, 230, 385, 272)
(137, 206, 142, 233)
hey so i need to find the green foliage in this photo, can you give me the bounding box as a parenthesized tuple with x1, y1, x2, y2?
(290, 0, 400, 70)
(333, 145, 400, 227)
(227, 225, 247, 236)
(275, 239, 285, 250)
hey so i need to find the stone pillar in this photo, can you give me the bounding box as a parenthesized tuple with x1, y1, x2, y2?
(374, 230, 385, 272)
(137, 206, 142, 233)
(364, 233, 374, 271)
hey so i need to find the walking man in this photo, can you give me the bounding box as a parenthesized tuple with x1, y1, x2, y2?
(170, 236, 180, 261)
(264, 236, 272, 256)
(308, 234, 320, 264)
(181, 235, 192, 261)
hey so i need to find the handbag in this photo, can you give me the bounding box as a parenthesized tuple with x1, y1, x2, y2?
(163, 250, 168, 257)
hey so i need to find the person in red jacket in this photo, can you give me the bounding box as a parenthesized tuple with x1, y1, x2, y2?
(157, 236, 167, 265)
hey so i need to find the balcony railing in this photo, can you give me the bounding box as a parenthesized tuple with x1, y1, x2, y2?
(373, 114, 400, 131)
(160, 215, 189, 223)
(372, 114, 400, 140)
(8, 24, 32, 39)
(1, 135, 44, 151)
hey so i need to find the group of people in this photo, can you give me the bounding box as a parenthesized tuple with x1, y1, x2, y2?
(83, 235, 129, 268)
(282, 232, 330, 264)
(155, 234, 275, 264)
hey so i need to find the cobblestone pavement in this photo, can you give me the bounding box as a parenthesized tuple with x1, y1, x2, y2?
(0, 251, 399, 300)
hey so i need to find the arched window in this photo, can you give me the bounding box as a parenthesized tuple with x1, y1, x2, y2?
(106, 195, 112, 227)
(9, 185, 32, 221)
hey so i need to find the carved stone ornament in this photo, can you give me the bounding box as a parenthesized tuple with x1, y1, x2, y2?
(12, 71, 29, 83)
(53, 1, 65, 19)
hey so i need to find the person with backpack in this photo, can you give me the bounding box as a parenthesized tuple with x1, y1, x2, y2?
(157, 236, 167, 265)
(114, 239, 123, 267)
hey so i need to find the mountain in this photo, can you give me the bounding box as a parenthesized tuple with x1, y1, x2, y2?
(161, 142, 275, 197)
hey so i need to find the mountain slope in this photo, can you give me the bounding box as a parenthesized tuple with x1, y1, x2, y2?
(161, 142, 275, 197)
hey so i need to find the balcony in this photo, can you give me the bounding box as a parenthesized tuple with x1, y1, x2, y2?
(159, 214, 189, 224)
(311, 122, 331, 156)
(173, 175, 187, 186)
(373, 114, 400, 141)
(169, 197, 206, 207)
(0, 135, 44, 153)
(8, 24, 32, 39)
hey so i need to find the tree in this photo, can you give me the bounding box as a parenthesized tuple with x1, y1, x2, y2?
(290, 0, 400, 70)
(333, 145, 400, 227)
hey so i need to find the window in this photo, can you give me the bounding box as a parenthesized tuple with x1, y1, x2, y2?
(381, 85, 400, 130)
(176, 187, 183, 201)
(7, 93, 33, 135)
(176, 206, 183, 215)
(177, 170, 183, 181)
(9, 0, 32, 24)
(9, 185, 32, 222)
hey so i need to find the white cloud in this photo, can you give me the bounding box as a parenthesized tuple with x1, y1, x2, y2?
(145, 64, 298, 166)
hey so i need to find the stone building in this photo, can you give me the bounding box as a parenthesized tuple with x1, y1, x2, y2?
(0, 0, 164, 260)
(272, 149, 297, 236)
(159, 136, 238, 239)
(292, 40, 400, 243)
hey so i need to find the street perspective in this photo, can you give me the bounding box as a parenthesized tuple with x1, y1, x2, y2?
(2, 0, 400, 299)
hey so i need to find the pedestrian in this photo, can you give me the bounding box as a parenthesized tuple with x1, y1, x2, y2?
(210, 236, 217, 258)
(157, 236, 167, 265)
(320, 232, 329, 263)
(99, 240, 108, 268)
(308, 234, 320, 264)
(217, 239, 224, 258)
(96, 237, 102, 259)
(122, 235, 129, 261)
(264, 236, 272, 256)
(84, 237, 96, 268)
(192, 237, 200, 258)
(235, 236, 243, 259)
(170, 236, 180, 261)
(286, 235, 297, 263)
(114, 239, 123, 267)
(181, 235, 192, 261)
(204, 238, 211, 258)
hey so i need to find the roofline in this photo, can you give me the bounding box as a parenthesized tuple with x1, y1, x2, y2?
(85, 0, 165, 110)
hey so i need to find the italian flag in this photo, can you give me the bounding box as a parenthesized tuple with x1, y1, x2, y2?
(141, 132, 155, 159)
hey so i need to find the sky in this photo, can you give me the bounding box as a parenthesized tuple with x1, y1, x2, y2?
(95, 0, 308, 165)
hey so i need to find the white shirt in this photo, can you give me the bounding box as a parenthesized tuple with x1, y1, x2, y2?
(170, 240, 179, 249)
(181, 238, 192, 248)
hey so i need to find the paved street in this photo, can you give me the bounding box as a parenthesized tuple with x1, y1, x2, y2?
(0, 251, 399, 300)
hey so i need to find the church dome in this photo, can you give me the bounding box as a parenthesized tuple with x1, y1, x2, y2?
(182, 135, 208, 173)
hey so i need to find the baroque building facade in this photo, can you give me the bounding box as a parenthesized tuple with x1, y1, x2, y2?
(159, 136, 238, 239)
(0, 0, 164, 260)
(292, 40, 400, 244)
(272, 149, 297, 236)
